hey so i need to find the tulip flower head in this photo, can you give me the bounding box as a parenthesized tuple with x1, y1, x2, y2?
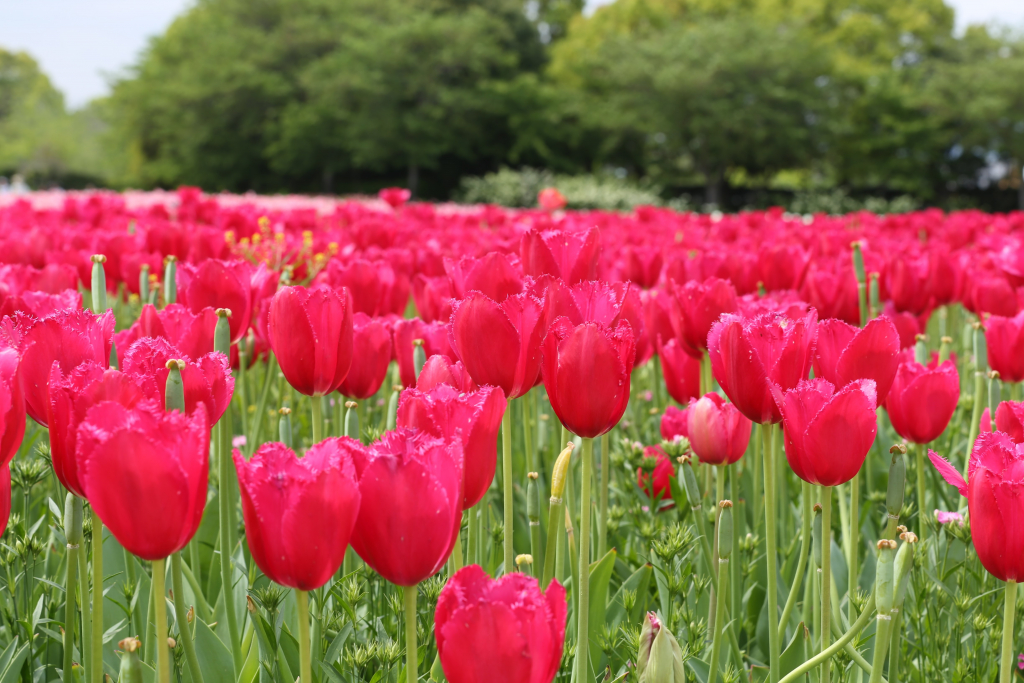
(660, 404, 689, 442)
(78, 401, 209, 560)
(637, 445, 675, 505)
(121, 337, 234, 422)
(416, 355, 477, 393)
(542, 317, 635, 438)
(813, 317, 901, 403)
(687, 393, 752, 466)
(0, 346, 24, 467)
(538, 187, 567, 211)
(668, 277, 738, 356)
(268, 285, 354, 397)
(885, 349, 959, 445)
(520, 226, 599, 284)
(444, 252, 524, 303)
(708, 310, 817, 424)
(771, 378, 878, 487)
(434, 565, 566, 683)
(930, 434, 1024, 582)
(656, 337, 701, 405)
(177, 259, 253, 343)
(349, 429, 463, 586)
(234, 439, 361, 591)
(337, 313, 392, 399)
(984, 311, 1024, 383)
(113, 303, 218, 366)
(393, 317, 455, 388)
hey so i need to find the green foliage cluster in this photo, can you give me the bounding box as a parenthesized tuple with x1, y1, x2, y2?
(2, 0, 1024, 208)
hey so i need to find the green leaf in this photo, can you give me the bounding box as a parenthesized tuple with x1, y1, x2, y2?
(779, 621, 811, 677)
(323, 622, 353, 666)
(686, 656, 710, 683)
(237, 628, 260, 683)
(606, 562, 653, 631)
(318, 662, 346, 683)
(0, 639, 19, 678)
(587, 548, 618, 672)
(0, 643, 29, 683)
(182, 619, 234, 683)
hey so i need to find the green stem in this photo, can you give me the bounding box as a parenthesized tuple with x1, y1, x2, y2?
(867, 616, 892, 683)
(915, 444, 927, 543)
(542, 496, 564, 587)
(91, 508, 104, 683)
(451, 521, 464, 572)
(502, 409, 513, 573)
(849, 471, 860, 622)
(574, 438, 594, 676)
(779, 595, 877, 683)
(297, 589, 312, 683)
(311, 394, 322, 444)
(153, 559, 170, 683)
(1000, 580, 1018, 683)
(821, 485, 832, 683)
(763, 424, 781, 683)
(79, 530, 92, 681)
(779, 481, 812, 641)
(467, 502, 479, 570)
(888, 609, 903, 683)
(247, 355, 278, 452)
(752, 424, 762, 532)
(598, 433, 609, 559)
(708, 466, 725, 641)
(709, 557, 729, 683)
(171, 553, 204, 683)
(217, 419, 242, 676)
(966, 371, 984, 477)
(63, 506, 81, 678)
(404, 585, 418, 683)
(181, 558, 212, 622)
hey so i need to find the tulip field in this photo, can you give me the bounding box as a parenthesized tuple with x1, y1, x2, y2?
(0, 187, 1021, 683)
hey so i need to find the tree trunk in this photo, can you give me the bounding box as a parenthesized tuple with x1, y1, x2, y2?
(407, 163, 419, 199)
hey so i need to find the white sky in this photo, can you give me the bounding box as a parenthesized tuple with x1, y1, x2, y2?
(0, 0, 1021, 109)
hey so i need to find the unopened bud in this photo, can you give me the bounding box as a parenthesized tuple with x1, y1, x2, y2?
(914, 334, 928, 365)
(851, 241, 866, 284)
(90, 254, 108, 314)
(717, 501, 733, 560)
(163, 256, 177, 305)
(214, 309, 231, 355)
(636, 610, 686, 682)
(386, 384, 401, 430)
(187, 605, 194, 624)
(344, 401, 360, 440)
(515, 554, 533, 566)
(117, 636, 144, 683)
(875, 539, 897, 615)
(166, 637, 176, 649)
(812, 504, 823, 568)
(164, 359, 186, 413)
(973, 322, 988, 373)
(939, 336, 953, 364)
(549, 443, 574, 501)
(413, 339, 427, 378)
(279, 406, 293, 447)
(886, 449, 906, 519)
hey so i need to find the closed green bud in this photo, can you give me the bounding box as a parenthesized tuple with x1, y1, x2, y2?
(938, 336, 952, 364)
(988, 371, 1001, 431)
(90, 254, 107, 314)
(164, 360, 186, 413)
(869, 272, 880, 317)
(680, 458, 701, 509)
(875, 539, 898, 615)
(64, 493, 83, 546)
(527, 472, 540, 522)
(973, 322, 987, 374)
(549, 443, 574, 500)
(717, 501, 733, 560)
(139, 264, 151, 303)
(637, 613, 686, 683)
(413, 339, 427, 379)
(386, 384, 401, 431)
(886, 445, 907, 520)
(812, 504, 823, 568)
(914, 334, 928, 365)
(164, 255, 177, 305)
(851, 241, 866, 284)
(278, 407, 292, 448)
(117, 637, 144, 683)
(344, 401, 359, 440)
(893, 531, 917, 610)
(214, 308, 231, 355)
(109, 340, 119, 371)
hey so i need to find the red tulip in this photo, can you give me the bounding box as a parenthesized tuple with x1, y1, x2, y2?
(0, 289, 82, 321)
(78, 400, 209, 560)
(619, 245, 663, 290)
(411, 274, 453, 324)
(114, 304, 218, 366)
(335, 313, 392, 399)
(759, 244, 809, 292)
(994, 401, 1024, 442)
(545, 280, 647, 366)
(268, 285, 354, 397)
(813, 317, 901, 403)
(0, 347, 24, 468)
(416, 355, 478, 393)
(657, 337, 701, 405)
(687, 393, 751, 466)
(47, 363, 145, 497)
(121, 337, 234, 423)
(930, 436, 1024, 581)
(885, 350, 959, 444)
(881, 303, 923, 350)
(969, 273, 1019, 318)
(885, 254, 933, 316)
(397, 384, 506, 509)
(450, 291, 546, 399)
(235, 439, 361, 590)
(538, 187, 568, 211)
(393, 318, 456, 389)
(379, 187, 411, 208)
(800, 262, 860, 325)
(985, 310, 1024, 383)
(521, 227, 599, 284)
(434, 564, 566, 683)
(642, 289, 674, 355)
(542, 318, 635, 439)
(668, 277, 738, 356)
(445, 253, 524, 303)
(637, 445, 675, 502)
(15, 309, 114, 426)
(324, 258, 409, 317)
(177, 259, 253, 343)
(771, 379, 877, 486)
(661, 405, 689, 441)
(349, 429, 463, 586)
(708, 311, 817, 424)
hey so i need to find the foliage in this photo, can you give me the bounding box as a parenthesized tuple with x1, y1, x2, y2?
(456, 166, 670, 210)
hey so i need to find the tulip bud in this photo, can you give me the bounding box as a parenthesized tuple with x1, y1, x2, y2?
(892, 533, 916, 611)
(973, 322, 988, 374)
(679, 457, 701, 510)
(164, 256, 177, 306)
(187, 605, 194, 624)
(869, 272, 880, 318)
(214, 308, 231, 356)
(549, 443, 574, 503)
(914, 334, 928, 365)
(90, 254, 108, 315)
(117, 637, 143, 683)
(109, 339, 119, 371)
(164, 360, 186, 414)
(939, 336, 952, 364)
(413, 339, 427, 379)
(64, 493, 83, 547)
(515, 554, 533, 568)
(875, 539, 898, 615)
(386, 385, 401, 431)
(717, 501, 733, 560)
(166, 637, 176, 649)
(851, 241, 866, 285)
(278, 407, 292, 448)
(140, 264, 151, 302)
(886, 445, 907, 524)
(527, 472, 540, 525)
(988, 371, 1001, 432)
(344, 401, 359, 440)
(637, 612, 686, 683)
(812, 503, 823, 568)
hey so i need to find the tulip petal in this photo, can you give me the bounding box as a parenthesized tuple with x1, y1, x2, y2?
(928, 449, 968, 497)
